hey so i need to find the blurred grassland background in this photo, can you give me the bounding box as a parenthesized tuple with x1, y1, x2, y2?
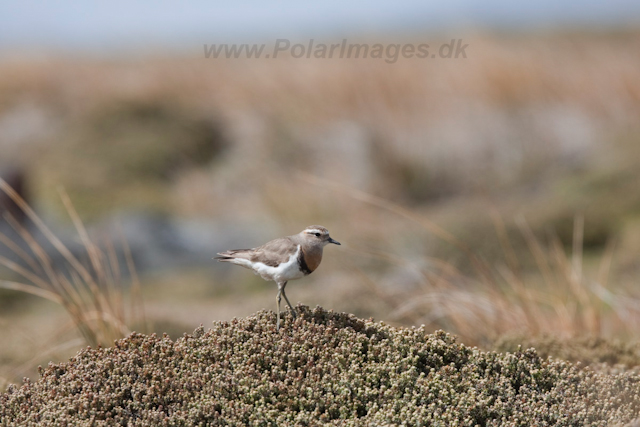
(1, 28, 640, 390)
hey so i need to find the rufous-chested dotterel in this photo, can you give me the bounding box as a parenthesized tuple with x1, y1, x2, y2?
(215, 225, 341, 330)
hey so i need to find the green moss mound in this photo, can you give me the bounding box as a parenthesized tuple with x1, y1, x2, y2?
(2, 306, 640, 426)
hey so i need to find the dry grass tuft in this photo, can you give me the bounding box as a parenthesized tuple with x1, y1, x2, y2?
(386, 212, 635, 346)
(0, 178, 145, 348)
(311, 177, 640, 346)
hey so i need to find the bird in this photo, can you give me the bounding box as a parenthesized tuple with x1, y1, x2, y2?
(215, 225, 341, 330)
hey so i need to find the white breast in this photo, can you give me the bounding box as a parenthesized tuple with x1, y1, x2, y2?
(232, 245, 305, 283)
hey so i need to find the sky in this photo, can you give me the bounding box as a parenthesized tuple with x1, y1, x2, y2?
(0, 0, 639, 53)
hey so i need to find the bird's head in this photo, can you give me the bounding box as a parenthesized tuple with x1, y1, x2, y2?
(301, 225, 341, 247)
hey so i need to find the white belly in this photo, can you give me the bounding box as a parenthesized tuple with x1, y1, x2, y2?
(232, 245, 305, 283)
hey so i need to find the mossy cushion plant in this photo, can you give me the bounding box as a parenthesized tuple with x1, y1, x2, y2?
(2, 306, 640, 426)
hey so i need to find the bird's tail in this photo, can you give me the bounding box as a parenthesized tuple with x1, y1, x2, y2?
(214, 249, 252, 262)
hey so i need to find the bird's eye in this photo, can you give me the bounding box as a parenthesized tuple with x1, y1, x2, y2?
(314, 233, 321, 237)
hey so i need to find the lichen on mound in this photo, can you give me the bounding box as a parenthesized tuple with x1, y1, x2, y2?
(2, 306, 640, 426)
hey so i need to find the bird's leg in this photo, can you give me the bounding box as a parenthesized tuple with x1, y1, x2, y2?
(276, 287, 282, 331)
(280, 281, 297, 319)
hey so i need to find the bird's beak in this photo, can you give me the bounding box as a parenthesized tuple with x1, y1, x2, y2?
(328, 237, 341, 245)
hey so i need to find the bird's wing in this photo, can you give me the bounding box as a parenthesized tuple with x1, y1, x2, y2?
(252, 237, 299, 267)
(215, 237, 298, 267)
